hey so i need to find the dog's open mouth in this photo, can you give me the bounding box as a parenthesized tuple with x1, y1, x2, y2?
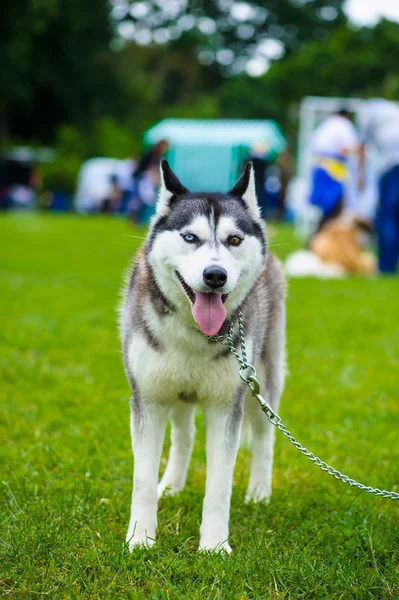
(176, 271, 228, 336)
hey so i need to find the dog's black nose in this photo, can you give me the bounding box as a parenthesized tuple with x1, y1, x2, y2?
(203, 266, 227, 289)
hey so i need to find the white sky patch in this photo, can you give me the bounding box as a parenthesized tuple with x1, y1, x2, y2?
(236, 23, 255, 40)
(216, 48, 234, 66)
(135, 28, 152, 45)
(258, 38, 284, 60)
(345, 0, 399, 26)
(219, 0, 234, 10)
(129, 1, 150, 19)
(177, 14, 196, 30)
(117, 21, 135, 40)
(230, 2, 257, 22)
(155, 0, 187, 19)
(246, 56, 270, 77)
(318, 6, 338, 21)
(153, 28, 170, 44)
(198, 17, 217, 35)
(111, 2, 129, 20)
(252, 7, 268, 25)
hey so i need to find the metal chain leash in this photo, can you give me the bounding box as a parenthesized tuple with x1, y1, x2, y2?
(199, 312, 399, 501)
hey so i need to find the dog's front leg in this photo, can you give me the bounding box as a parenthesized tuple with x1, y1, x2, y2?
(126, 398, 169, 550)
(199, 399, 243, 553)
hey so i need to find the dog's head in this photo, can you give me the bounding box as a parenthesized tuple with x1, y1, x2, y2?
(147, 160, 266, 336)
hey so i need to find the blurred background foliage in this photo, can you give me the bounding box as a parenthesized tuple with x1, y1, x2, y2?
(2, 0, 399, 191)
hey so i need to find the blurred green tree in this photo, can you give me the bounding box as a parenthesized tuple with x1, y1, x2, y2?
(215, 19, 399, 139)
(3, 0, 399, 169)
(117, 0, 347, 74)
(0, 0, 122, 142)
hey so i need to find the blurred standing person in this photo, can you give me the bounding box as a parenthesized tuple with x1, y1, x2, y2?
(0, 156, 41, 210)
(134, 139, 169, 180)
(131, 139, 168, 224)
(135, 165, 160, 224)
(0, 157, 11, 209)
(117, 157, 136, 214)
(275, 149, 294, 221)
(247, 140, 270, 219)
(102, 174, 121, 213)
(309, 108, 359, 232)
(358, 99, 399, 274)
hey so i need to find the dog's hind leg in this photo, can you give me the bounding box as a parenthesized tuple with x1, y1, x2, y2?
(158, 402, 196, 497)
(245, 295, 286, 504)
(244, 376, 276, 504)
(126, 398, 169, 550)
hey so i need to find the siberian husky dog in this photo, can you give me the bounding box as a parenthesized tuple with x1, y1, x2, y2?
(120, 160, 286, 553)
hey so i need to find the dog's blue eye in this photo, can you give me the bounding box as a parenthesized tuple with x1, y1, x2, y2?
(182, 233, 197, 243)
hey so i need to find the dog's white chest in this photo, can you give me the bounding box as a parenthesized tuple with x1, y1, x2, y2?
(127, 329, 240, 406)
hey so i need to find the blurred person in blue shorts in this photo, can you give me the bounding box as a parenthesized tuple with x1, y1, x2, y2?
(134, 165, 160, 224)
(130, 139, 168, 223)
(358, 99, 399, 274)
(117, 157, 137, 214)
(309, 108, 359, 233)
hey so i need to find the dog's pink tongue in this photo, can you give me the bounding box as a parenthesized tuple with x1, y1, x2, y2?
(193, 292, 226, 336)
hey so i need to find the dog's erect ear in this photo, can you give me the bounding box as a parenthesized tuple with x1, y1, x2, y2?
(229, 162, 261, 222)
(157, 159, 189, 216)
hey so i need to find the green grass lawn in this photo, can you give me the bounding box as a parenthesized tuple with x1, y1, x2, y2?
(1, 214, 398, 599)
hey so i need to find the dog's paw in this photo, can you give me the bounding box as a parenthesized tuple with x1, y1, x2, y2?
(125, 536, 156, 552)
(157, 481, 182, 498)
(245, 486, 271, 505)
(198, 540, 232, 554)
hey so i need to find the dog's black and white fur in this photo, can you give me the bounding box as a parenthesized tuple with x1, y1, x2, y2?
(120, 160, 286, 553)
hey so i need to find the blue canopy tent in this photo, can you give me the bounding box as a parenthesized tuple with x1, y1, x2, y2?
(143, 119, 287, 191)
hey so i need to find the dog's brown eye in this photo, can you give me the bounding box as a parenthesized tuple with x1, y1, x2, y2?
(228, 235, 243, 247)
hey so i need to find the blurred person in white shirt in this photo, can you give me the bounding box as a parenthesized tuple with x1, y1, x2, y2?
(309, 108, 359, 232)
